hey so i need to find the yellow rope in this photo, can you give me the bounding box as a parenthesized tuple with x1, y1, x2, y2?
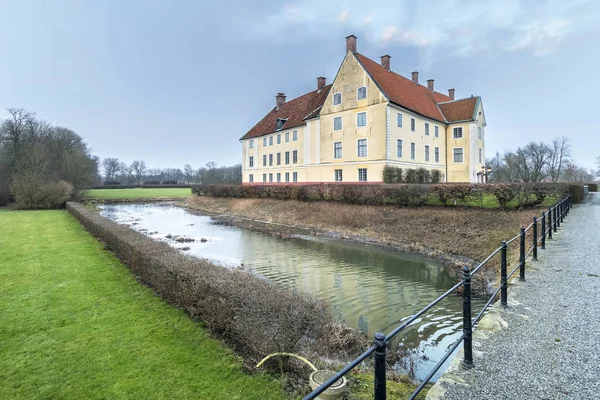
(255, 352, 318, 372)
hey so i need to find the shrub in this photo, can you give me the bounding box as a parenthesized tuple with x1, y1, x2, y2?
(431, 170, 442, 184)
(487, 183, 518, 209)
(433, 184, 473, 206)
(161, 180, 177, 184)
(587, 183, 598, 192)
(382, 166, 403, 183)
(103, 180, 121, 185)
(143, 180, 161, 185)
(567, 184, 584, 203)
(404, 169, 417, 183)
(66, 203, 359, 364)
(13, 176, 73, 209)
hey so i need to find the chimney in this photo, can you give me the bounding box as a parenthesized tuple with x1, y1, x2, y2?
(317, 77, 326, 90)
(427, 79, 434, 91)
(346, 34, 357, 53)
(380, 55, 391, 71)
(276, 93, 286, 111)
(448, 88, 455, 100)
(411, 71, 419, 84)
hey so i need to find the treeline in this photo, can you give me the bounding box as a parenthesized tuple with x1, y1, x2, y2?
(488, 136, 598, 183)
(100, 158, 242, 185)
(0, 109, 98, 208)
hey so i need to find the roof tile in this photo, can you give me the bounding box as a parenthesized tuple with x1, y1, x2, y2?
(438, 97, 479, 123)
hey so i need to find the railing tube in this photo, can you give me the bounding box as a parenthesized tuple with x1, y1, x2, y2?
(373, 332, 387, 400)
(553, 205, 558, 232)
(557, 202, 561, 228)
(561, 200, 565, 223)
(462, 266, 473, 369)
(547, 207, 553, 240)
(519, 226, 526, 281)
(501, 241, 508, 306)
(532, 216, 538, 261)
(541, 212, 546, 249)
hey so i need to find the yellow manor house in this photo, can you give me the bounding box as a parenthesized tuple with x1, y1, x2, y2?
(240, 35, 486, 184)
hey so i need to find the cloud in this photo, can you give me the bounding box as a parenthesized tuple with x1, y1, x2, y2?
(337, 9, 349, 23)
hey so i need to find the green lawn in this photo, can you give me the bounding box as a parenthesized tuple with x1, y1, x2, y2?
(84, 188, 191, 199)
(0, 210, 284, 400)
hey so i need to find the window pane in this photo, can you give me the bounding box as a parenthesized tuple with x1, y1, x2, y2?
(411, 143, 415, 160)
(454, 148, 463, 163)
(453, 127, 463, 139)
(334, 117, 342, 131)
(293, 150, 298, 163)
(357, 139, 367, 157)
(335, 169, 342, 182)
(397, 113, 402, 127)
(425, 145, 430, 161)
(293, 130, 298, 141)
(333, 93, 341, 105)
(435, 147, 439, 162)
(357, 86, 366, 100)
(435, 126, 439, 137)
(249, 139, 254, 149)
(285, 151, 289, 164)
(285, 132, 289, 142)
(277, 153, 281, 165)
(357, 112, 367, 127)
(358, 168, 367, 182)
(397, 139, 402, 158)
(269, 136, 273, 145)
(285, 172, 289, 182)
(249, 156, 253, 167)
(249, 174, 253, 183)
(411, 118, 415, 131)
(263, 174, 266, 182)
(334, 142, 342, 159)
(293, 172, 298, 182)
(263, 138, 267, 146)
(425, 123, 429, 135)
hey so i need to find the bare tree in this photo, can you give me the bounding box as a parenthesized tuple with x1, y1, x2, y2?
(0, 108, 36, 155)
(102, 158, 120, 180)
(548, 136, 571, 182)
(131, 160, 146, 183)
(596, 156, 600, 178)
(205, 161, 217, 170)
(184, 164, 194, 184)
(525, 141, 552, 182)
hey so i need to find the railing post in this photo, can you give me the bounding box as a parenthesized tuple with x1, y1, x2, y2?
(501, 241, 508, 306)
(541, 212, 546, 249)
(462, 266, 473, 369)
(554, 205, 558, 232)
(547, 207, 553, 240)
(519, 226, 526, 281)
(532, 216, 538, 261)
(374, 332, 387, 400)
(557, 202, 561, 228)
(561, 200, 565, 223)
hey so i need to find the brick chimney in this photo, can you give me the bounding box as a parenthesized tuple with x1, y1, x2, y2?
(380, 55, 391, 71)
(411, 71, 419, 84)
(448, 88, 455, 100)
(276, 93, 286, 111)
(427, 79, 434, 91)
(346, 34, 357, 53)
(317, 77, 326, 90)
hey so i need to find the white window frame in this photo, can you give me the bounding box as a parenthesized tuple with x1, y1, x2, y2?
(333, 141, 343, 159)
(334, 116, 342, 131)
(434, 125, 439, 138)
(357, 86, 367, 100)
(425, 122, 430, 136)
(285, 151, 290, 165)
(333, 92, 342, 105)
(249, 156, 254, 168)
(263, 137, 267, 147)
(276, 172, 281, 183)
(285, 131, 289, 142)
(292, 150, 298, 164)
(269, 154, 273, 166)
(411, 118, 415, 132)
(397, 139, 403, 158)
(249, 139, 254, 149)
(435, 147, 440, 163)
(262, 155, 266, 166)
(425, 145, 430, 162)
(292, 130, 298, 141)
(263, 173, 266, 183)
(358, 168, 368, 182)
(249, 174, 254, 183)
(453, 127, 463, 139)
(285, 172, 290, 182)
(410, 142, 416, 160)
(292, 172, 298, 182)
(335, 169, 343, 182)
(276, 153, 281, 165)
(397, 112, 403, 127)
(356, 111, 367, 128)
(269, 136, 273, 145)
(357, 138, 368, 158)
(269, 173, 273, 182)
(453, 147, 464, 163)
(277, 134, 281, 144)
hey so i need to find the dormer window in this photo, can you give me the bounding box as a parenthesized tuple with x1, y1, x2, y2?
(333, 92, 342, 105)
(357, 86, 367, 100)
(275, 118, 287, 131)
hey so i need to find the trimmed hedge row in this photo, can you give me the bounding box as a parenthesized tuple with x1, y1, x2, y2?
(66, 203, 350, 363)
(89, 184, 191, 190)
(586, 183, 598, 192)
(192, 183, 583, 209)
(383, 166, 442, 184)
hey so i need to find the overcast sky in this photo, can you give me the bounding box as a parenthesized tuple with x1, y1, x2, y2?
(1, 0, 599, 170)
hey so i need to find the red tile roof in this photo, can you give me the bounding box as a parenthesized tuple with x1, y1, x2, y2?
(438, 97, 479, 122)
(241, 85, 332, 140)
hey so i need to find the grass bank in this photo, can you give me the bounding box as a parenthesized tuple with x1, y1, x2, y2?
(0, 210, 284, 400)
(84, 187, 191, 199)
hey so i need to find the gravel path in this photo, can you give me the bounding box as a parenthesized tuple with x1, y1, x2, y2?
(427, 194, 600, 400)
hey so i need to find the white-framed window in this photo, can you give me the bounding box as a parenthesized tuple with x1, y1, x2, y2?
(454, 148, 464, 163)
(285, 131, 289, 142)
(292, 150, 298, 164)
(411, 118, 416, 131)
(293, 172, 298, 182)
(435, 126, 439, 138)
(335, 169, 343, 182)
(478, 127, 482, 139)
(269, 173, 273, 182)
(425, 145, 430, 162)
(293, 130, 298, 141)
(425, 123, 430, 136)
(411, 142, 416, 160)
(262, 155, 267, 166)
(276, 173, 281, 182)
(334, 116, 342, 131)
(453, 127, 463, 139)
(285, 172, 290, 182)
(357, 139, 367, 157)
(249, 156, 254, 168)
(397, 112, 403, 127)
(285, 151, 290, 165)
(357, 112, 367, 128)
(262, 173, 266, 183)
(479, 148, 482, 163)
(263, 137, 267, 147)
(334, 141, 342, 159)
(435, 147, 440, 163)
(249, 174, 254, 183)
(333, 92, 342, 105)
(249, 139, 254, 149)
(357, 86, 367, 100)
(277, 134, 281, 144)
(276, 153, 281, 165)
(397, 139, 403, 158)
(269, 154, 273, 166)
(269, 136, 273, 145)
(358, 168, 367, 182)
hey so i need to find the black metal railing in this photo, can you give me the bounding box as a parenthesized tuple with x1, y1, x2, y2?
(304, 196, 572, 400)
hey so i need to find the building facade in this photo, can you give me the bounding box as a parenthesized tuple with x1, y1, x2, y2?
(241, 35, 486, 184)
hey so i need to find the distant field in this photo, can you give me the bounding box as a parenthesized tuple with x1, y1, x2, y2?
(84, 188, 191, 199)
(0, 210, 283, 400)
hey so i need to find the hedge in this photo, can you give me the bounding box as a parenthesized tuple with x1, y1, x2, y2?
(192, 183, 583, 209)
(88, 184, 191, 190)
(66, 203, 358, 364)
(586, 183, 598, 192)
